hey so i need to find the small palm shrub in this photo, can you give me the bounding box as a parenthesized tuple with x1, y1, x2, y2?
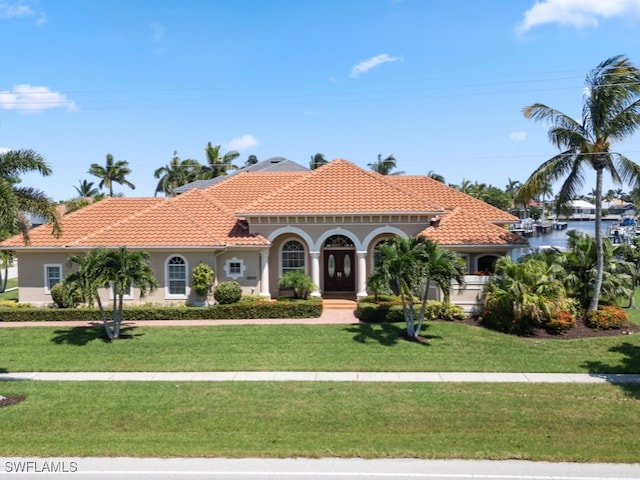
(279, 270, 316, 300)
(585, 305, 629, 330)
(213, 281, 242, 304)
(49, 283, 81, 308)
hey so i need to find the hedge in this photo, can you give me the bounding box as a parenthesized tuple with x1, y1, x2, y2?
(0, 299, 323, 322)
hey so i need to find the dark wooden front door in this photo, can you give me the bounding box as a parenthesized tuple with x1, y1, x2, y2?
(324, 250, 355, 292)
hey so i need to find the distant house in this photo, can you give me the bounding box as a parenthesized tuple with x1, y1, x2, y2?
(0, 158, 527, 311)
(556, 199, 596, 221)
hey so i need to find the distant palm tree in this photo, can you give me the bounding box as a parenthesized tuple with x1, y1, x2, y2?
(198, 142, 239, 179)
(515, 55, 640, 312)
(153, 151, 202, 197)
(427, 171, 445, 183)
(369, 154, 404, 175)
(0, 149, 61, 245)
(309, 153, 328, 170)
(73, 179, 99, 198)
(244, 155, 258, 167)
(88, 154, 136, 197)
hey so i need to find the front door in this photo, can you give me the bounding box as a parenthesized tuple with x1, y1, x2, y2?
(324, 250, 355, 292)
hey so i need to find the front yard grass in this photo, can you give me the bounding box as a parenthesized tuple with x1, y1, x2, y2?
(1, 322, 639, 373)
(0, 381, 638, 462)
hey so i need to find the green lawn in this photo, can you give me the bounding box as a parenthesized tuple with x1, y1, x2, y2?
(0, 381, 638, 461)
(0, 278, 18, 301)
(1, 322, 639, 373)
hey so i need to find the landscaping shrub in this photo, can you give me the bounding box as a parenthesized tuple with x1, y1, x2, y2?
(545, 311, 577, 334)
(585, 305, 629, 330)
(424, 301, 465, 321)
(191, 263, 215, 298)
(49, 283, 81, 309)
(213, 281, 242, 304)
(278, 271, 316, 299)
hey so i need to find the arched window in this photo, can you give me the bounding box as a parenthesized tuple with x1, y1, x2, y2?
(281, 240, 305, 274)
(166, 255, 187, 297)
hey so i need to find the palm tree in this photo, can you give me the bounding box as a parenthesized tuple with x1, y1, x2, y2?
(73, 179, 99, 198)
(198, 142, 239, 179)
(244, 155, 258, 167)
(427, 171, 445, 183)
(368, 154, 404, 175)
(65, 247, 157, 339)
(153, 151, 201, 197)
(515, 55, 640, 312)
(0, 149, 61, 245)
(88, 154, 136, 197)
(370, 235, 464, 339)
(309, 153, 328, 170)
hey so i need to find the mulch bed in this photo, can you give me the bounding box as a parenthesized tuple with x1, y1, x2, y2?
(0, 395, 26, 408)
(459, 315, 639, 339)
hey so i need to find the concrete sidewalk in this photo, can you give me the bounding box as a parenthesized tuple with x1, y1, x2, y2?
(2, 371, 640, 383)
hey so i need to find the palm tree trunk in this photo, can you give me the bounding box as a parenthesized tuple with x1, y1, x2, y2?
(588, 168, 604, 313)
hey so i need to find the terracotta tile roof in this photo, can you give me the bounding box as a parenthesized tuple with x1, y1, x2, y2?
(238, 159, 443, 215)
(385, 176, 517, 223)
(419, 207, 528, 246)
(202, 171, 309, 214)
(0, 192, 268, 249)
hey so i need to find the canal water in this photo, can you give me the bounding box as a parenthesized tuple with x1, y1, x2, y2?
(512, 220, 617, 259)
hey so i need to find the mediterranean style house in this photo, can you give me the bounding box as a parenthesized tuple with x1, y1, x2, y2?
(0, 158, 528, 311)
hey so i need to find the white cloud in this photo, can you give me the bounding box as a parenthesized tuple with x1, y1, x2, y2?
(226, 134, 258, 151)
(350, 53, 399, 78)
(517, 0, 640, 33)
(0, 84, 76, 113)
(0, 1, 46, 24)
(150, 22, 166, 43)
(0, 147, 10, 154)
(509, 131, 528, 142)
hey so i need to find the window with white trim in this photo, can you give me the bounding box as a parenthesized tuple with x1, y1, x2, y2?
(281, 240, 305, 274)
(44, 264, 62, 294)
(224, 257, 246, 280)
(166, 255, 187, 297)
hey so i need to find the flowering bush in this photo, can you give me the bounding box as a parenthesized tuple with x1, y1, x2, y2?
(585, 306, 629, 330)
(545, 310, 576, 334)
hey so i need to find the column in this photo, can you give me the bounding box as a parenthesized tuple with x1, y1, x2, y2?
(259, 249, 270, 298)
(356, 251, 368, 299)
(310, 251, 321, 297)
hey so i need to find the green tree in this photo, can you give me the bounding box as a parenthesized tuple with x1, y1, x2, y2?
(309, 153, 328, 170)
(368, 154, 404, 175)
(198, 142, 240, 179)
(427, 171, 445, 183)
(244, 155, 258, 167)
(154, 151, 201, 197)
(614, 239, 640, 308)
(370, 235, 464, 339)
(515, 55, 640, 312)
(88, 153, 136, 197)
(65, 247, 157, 339)
(0, 149, 61, 245)
(73, 179, 99, 197)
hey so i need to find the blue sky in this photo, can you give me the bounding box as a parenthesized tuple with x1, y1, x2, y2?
(2, 0, 640, 201)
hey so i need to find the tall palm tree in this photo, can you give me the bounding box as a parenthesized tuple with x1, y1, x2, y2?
(515, 55, 640, 312)
(198, 142, 239, 179)
(368, 154, 404, 175)
(309, 153, 328, 170)
(88, 154, 135, 197)
(153, 151, 201, 197)
(0, 149, 61, 245)
(73, 179, 99, 198)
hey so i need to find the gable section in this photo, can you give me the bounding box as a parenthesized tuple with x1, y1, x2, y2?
(420, 208, 528, 246)
(238, 159, 442, 216)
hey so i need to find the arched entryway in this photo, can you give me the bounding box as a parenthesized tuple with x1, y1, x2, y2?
(323, 234, 356, 293)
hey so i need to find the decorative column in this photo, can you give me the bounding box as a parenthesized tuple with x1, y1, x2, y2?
(356, 251, 368, 299)
(310, 251, 321, 297)
(259, 249, 270, 298)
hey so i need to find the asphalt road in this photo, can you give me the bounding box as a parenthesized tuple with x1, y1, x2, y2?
(1, 458, 639, 480)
